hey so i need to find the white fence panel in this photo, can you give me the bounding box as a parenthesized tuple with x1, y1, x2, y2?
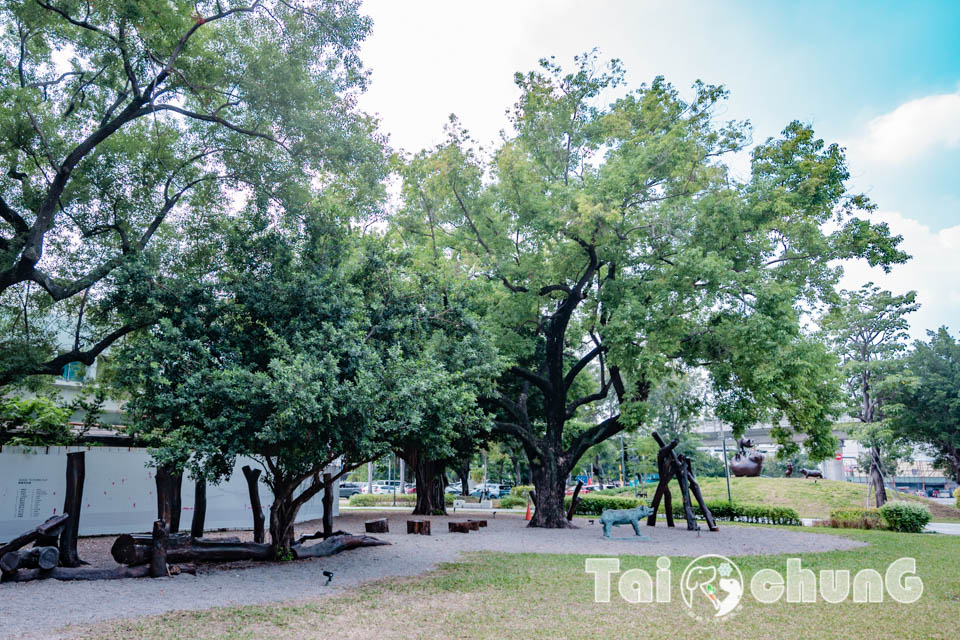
(0, 446, 337, 541)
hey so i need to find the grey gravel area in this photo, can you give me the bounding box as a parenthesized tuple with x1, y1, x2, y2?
(1, 511, 865, 640)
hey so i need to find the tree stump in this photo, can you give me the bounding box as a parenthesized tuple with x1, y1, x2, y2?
(467, 519, 487, 528)
(364, 518, 389, 534)
(406, 520, 431, 535)
(448, 522, 471, 533)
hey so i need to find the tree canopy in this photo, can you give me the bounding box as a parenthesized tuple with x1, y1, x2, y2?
(0, 0, 384, 386)
(395, 52, 907, 526)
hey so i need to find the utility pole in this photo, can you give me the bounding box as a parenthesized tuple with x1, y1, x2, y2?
(619, 434, 627, 487)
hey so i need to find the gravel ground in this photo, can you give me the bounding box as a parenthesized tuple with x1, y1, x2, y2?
(1, 511, 865, 640)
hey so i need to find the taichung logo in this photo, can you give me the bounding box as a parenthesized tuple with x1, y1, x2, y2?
(680, 554, 744, 618)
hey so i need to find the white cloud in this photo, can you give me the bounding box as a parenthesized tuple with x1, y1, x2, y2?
(840, 210, 960, 339)
(848, 91, 960, 165)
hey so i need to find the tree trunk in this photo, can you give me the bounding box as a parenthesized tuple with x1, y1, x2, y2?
(411, 454, 447, 515)
(457, 460, 471, 497)
(529, 452, 574, 528)
(241, 465, 266, 544)
(268, 493, 296, 556)
(869, 446, 888, 507)
(155, 465, 173, 527)
(191, 477, 207, 538)
(150, 519, 168, 578)
(321, 473, 334, 538)
(169, 471, 183, 534)
(59, 451, 85, 567)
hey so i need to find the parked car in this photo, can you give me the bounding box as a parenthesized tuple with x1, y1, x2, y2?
(445, 483, 464, 494)
(470, 484, 501, 499)
(339, 482, 363, 498)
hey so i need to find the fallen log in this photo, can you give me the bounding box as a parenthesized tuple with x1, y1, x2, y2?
(111, 533, 243, 565)
(294, 530, 350, 546)
(1, 546, 59, 572)
(0, 563, 197, 583)
(113, 537, 270, 566)
(291, 534, 390, 559)
(0, 514, 69, 557)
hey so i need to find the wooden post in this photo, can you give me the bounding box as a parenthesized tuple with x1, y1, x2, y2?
(155, 465, 172, 526)
(150, 519, 168, 578)
(190, 476, 207, 538)
(322, 473, 334, 538)
(59, 451, 85, 567)
(566, 480, 583, 521)
(169, 471, 183, 534)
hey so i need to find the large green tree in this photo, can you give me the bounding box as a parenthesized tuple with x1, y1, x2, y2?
(396, 53, 906, 527)
(885, 328, 960, 484)
(822, 284, 918, 505)
(0, 0, 382, 386)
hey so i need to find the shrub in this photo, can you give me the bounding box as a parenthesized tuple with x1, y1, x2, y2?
(822, 508, 884, 530)
(510, 485, 535, 498)
(498, 496, 527, 509)
(880, 502, 931, 533)
(955, 491, 959, 510)
(565, 495, 642, 515)
(672, 501, 802, 526)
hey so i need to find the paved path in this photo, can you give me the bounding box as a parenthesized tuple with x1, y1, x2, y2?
(801, 517, 960, 535)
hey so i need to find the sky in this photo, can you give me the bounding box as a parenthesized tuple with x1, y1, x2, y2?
(353, 0, 960, 340)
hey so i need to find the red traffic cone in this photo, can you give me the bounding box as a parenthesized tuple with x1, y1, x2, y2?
(525, 504, 532, 521)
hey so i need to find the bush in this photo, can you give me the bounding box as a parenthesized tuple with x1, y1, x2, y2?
(673, 501, 802, 526)
(510, 485, 535, 498)
(565, 495, 642, 516)
(821, 508, 884, 530)
(955, 491, 959, 510)
(880, 502, 931, 533)
(498, 496, 527, 509)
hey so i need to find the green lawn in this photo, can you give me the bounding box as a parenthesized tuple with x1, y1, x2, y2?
(75, 526, 959, 640)
(689, 476, 960, 521)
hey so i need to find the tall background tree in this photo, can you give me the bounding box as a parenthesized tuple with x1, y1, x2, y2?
(885, 328, 960, 485)
(822, 284, 919, 506)
(396, 52, 907, 527)
(0, 0, 382, 387)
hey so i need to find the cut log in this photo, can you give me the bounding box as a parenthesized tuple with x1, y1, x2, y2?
(291, 534, 390, 559)
(448, 522, 471, 533)
(59, 451, 85, 566)
(1, 563, 197, 583)
(1, 546, 59, 572)
(406, 520, 431, 535)
(151, 520, 168, 578)
(465, 520, 480, 531)
(0, 514, 69, 557)
(467, 519, 487, 528)
(191, 476, 207, 538)
(364, 518, 388, 534)
(241, 465, 266, 543)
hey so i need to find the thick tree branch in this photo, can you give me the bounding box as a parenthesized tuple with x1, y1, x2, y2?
(508, 365, 551, 395)
(564, 344, 603, 391)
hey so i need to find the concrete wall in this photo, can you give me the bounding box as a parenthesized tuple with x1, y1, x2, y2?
(0, 446, 338, 541)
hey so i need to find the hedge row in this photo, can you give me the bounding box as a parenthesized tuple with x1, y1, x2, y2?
(348, 493, 456, 507)
(672, 500, 802, 526)
(564, 495, 642, 515)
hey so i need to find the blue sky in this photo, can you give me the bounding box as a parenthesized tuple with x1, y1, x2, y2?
(357, 0, 960, 337)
